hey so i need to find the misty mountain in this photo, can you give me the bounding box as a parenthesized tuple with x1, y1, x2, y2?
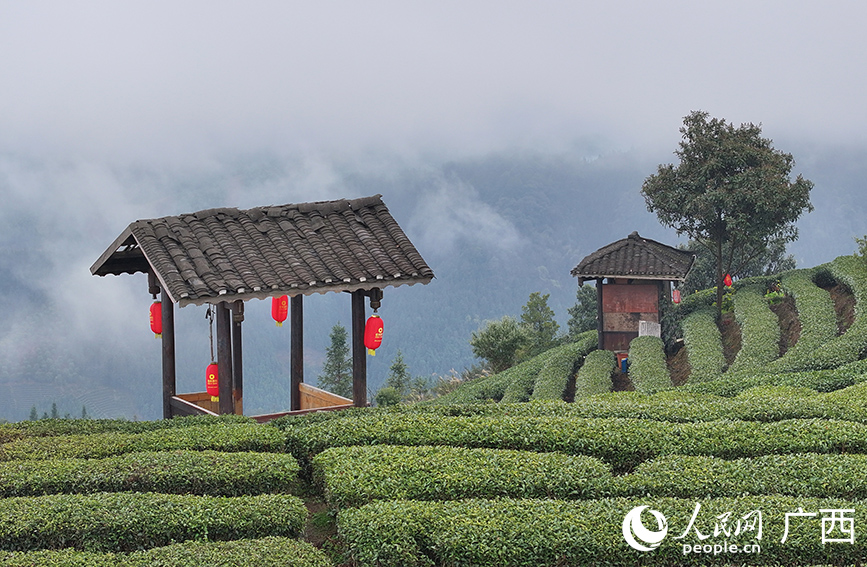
(1, 144, 865, 421)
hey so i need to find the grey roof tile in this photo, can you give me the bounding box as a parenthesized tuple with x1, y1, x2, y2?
(572, 231, 695, 282)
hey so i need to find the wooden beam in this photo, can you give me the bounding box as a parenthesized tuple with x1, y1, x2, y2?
(216, 302, 234, 415)
(290, 294, 303, 411)
(160, 288, 176, 419)
(232, 301, 244, 414)
(351, 289, 367, 407)
(169, 396, 219, 417)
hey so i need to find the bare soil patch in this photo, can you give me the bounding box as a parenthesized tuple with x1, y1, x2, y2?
(823, 283, 856, 334)
(770, 295, 800, 357)
(667, 345, 690, 386)
(719, 313, 741, 367)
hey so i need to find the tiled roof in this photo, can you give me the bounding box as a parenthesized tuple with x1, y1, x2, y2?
(91, 195, 434, 306)
(571, 231, 695, 283)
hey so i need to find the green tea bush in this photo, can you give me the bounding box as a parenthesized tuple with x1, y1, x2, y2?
(530, 332, 597, 401)
(0, 450, 300, 497)
(339, 496, 866, 566)
(627, 452, 867, 499)
(0, 493, 306, 552)
(794, 255, 867, 370)
(627, 336, 671, 392)
(285, 412, 867, 472)
(768, 269, 838, 372)
(499, 349, 556, 403)
(0, 423, 286, 461)
(681, 309, 726, 382)
(726, 285, 780, 373)
(573, 349, 615, 398)
(0, 537, 331, 567)
(312, 445, 613, 507)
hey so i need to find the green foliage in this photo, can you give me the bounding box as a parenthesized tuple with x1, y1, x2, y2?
(317, 322, 352, 398)
(768, 268, 838, 371)
(383, 350, 411, 398)
(519, 291, 560, 359)
(530, 331, 597, 401)
(0, 538, 332, 567)
(681, 309, 725, 382)
(680, 236, 796, 295)
(0, 492, 306, 552)
(313, 445, 612, 507)
(374, 386, 401, 407)
(566, 283, 597, 339)
(627, 336, 671, 393)
(0, 423, 286, 461)
(469, 316, 528, 373)
(0, 450, 300, 497)
(726, 285, 781, 373)
(339, 496, 865, 566)
(573, 349, 614, 398)
(642, 110, 814, 315)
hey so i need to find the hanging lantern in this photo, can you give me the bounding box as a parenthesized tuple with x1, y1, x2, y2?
(723, 273, 733, 287)
(672, 289, 681, 304)
(149, 301, 162, 338)
(206, 362, 219, 402)
(272, 295, 289, 327)
(364, 314, 384, 356)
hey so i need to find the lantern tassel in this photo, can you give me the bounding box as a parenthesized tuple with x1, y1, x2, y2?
(276, 321, 283, 327)
(154, 333, 162, 339)
(368, 348, 376, 356)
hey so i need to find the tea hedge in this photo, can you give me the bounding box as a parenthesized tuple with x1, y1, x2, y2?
(530, 332, 597, 401)
(0, 492, 307, 552)
(499, 346, 561, 403)
(0, 537, 332, 567)
(285, 412, 867, 471)
(312, 445, 613, 507)
(681, 309, 726, 382)
(0, 423, 286, 461)
(627, 452, 867, 499)
(573, 349, 615, 398)
(338, 496, 866, 566)
(627, 335, 671, 393)
(0, 450, 300, 497)
(768, 269, 838, 372)
(726, 285, 781, 373)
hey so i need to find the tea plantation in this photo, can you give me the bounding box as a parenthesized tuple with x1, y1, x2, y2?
(2, 255, 867, 566)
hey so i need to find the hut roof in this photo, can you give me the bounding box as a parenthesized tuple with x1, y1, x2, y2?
(91, 194, 434, 306)
(571, 231, 695, 284)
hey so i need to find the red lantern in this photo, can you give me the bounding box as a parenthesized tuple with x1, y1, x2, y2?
(206, 362, 219, 402)
(272, 295, 288, 327)
(364, 314, 383, 356)
(672, 289, 681, 304)
(149, 301, 162, 338)
(723, 273, 733, 287)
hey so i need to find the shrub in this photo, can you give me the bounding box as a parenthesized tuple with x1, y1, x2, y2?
(0, 423, 286, 462)
(312, 445, 613, 507)
(0, 493, 306, 552)
(726, 285, 780, 373)
(0, 538, 331, 567)
(681, 308, 726, 382)
(627, 336, 671, 393)
(338, 496, 866, 566)
(0, 450, 300, 497)
(530, 332, 597, 401)
(573, 350, 615, 398)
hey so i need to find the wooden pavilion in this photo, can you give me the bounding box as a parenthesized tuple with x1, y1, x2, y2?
(571, 231, 694, 353)
(91, 194, 434, 420)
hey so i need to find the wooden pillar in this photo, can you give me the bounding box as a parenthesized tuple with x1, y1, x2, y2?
(351, 289, 367, 407)
(596, 279, 604, 351)
(232, 301, 244, 415)
(216, 301, 234, 415)
(160, 288, 176, 419)
(290, 295, 303, 411)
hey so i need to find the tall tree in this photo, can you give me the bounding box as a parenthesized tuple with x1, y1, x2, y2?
(567, 283, 597, 339)
(384, 350, 411, 398)
(317, 323, 352, 398)
(680, 236, 796, 294)
(520, 292, 560, 358)
(642, 111, 813, 314)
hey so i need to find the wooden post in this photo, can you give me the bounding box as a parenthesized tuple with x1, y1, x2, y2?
(216, 301, 234, 415)
(290, 295, 303, 411)
(232, 301, 244, 415)
(160, 288, 176, 419)
(351, 289, 367, 407)
(596, 279, 604, 351)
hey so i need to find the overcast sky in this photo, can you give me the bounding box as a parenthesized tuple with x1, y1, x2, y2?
(3, 1, 866, 163)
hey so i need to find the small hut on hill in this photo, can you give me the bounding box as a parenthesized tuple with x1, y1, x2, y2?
(571, 231, 694, 354)
(91, 194, 433, 420)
